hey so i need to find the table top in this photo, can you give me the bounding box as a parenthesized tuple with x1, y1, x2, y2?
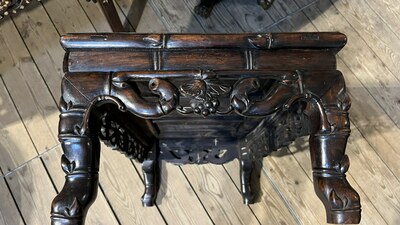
(61, 32, 347, 50)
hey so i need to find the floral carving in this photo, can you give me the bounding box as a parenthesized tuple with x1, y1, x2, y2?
(178, 78, 232, 116)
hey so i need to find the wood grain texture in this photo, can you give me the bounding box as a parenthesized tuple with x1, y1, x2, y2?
(274, 4, 400, 224)
(150, 0, 204, 32)
(11, 0, 64, 101)
(219, 0, 276, 32)
(0, 75, 37, 172)
(363, 0, 400, 37)
(330, 0, 400, 95)
(0, 11, 59, 153)
(261, 152, 322, 225)
(5, 158, 56, 225)
(99, 144, 166, 225)
(0, 178, 24, 225)
(181, 164, 260, 225)
(224, 160, 299, 225)
(301, 0, 400, 127)
(147, 161, 215, 225)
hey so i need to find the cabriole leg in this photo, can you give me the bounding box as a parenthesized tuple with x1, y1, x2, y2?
(141, 145, 159, 207)
(308, 73, 361, 224)
(51, 112, 100, 225)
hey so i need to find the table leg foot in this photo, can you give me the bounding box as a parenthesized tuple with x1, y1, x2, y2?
(141, 146, 159, 207)
(240, 158, 255, 204)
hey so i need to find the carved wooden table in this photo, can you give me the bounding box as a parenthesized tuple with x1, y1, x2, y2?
(50, 32, 361, 224)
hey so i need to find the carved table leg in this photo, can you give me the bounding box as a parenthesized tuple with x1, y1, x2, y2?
(141, 144, 159, 207)
(239, 145, 255, 205)
(308, 73, 361, 224)
(240, 157, 255, 205)
(51, 111, 100, 225)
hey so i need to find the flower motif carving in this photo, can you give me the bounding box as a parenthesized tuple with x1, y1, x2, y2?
(178, 78, 232, 116)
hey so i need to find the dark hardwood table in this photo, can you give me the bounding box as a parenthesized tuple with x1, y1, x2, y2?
(50, 32, 361, 224)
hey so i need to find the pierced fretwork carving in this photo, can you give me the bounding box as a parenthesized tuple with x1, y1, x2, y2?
(243, 102, 310, 159)
(159, 141, 237, 165)
(98, 112, 149, 162)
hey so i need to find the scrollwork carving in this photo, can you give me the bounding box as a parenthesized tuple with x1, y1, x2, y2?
(160, 146, 236, 164)
(231, 75, 300, 116)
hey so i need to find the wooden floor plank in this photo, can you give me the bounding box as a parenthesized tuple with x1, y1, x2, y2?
(183, 0, 241, 33)
(262, 153, 322, 225)
(41, 0, 95, 34)
(277, 0, 400, 182)
(5, 158, 56, 225)
(331, 0, 400, 83)
(224, 160, 299, 225)
(273, 5, 400, 224)
(362, 0, 400, 39)
(219, 0, 276, 32)
(0, 9, 59, 153)
(11, 1, 64, 101)
(41, 146, 120, 225)
(0, 73, 38, 172)
(301, 0, 400, 127)
(0, 178, 24, 225)
(181, 164, 260, 225)
(98, 145, 166, 225)
(136, 2, 168, 33)
(114, 0, 146, 31)
(77, 0, 113, 32)
(149, 0, 204, 32)
(142, 161, 215, 225)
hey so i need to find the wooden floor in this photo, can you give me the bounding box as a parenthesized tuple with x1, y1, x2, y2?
(0, 0, 399, 224)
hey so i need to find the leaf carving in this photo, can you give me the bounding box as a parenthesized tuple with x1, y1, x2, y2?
(206, 80, 231, 97)
(180, 79, 206, 99)
(334, 154, 350, 174)
(61, 155, 76, 174)
(64, 197, 81, 217)
(329, 189, 349, 209)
